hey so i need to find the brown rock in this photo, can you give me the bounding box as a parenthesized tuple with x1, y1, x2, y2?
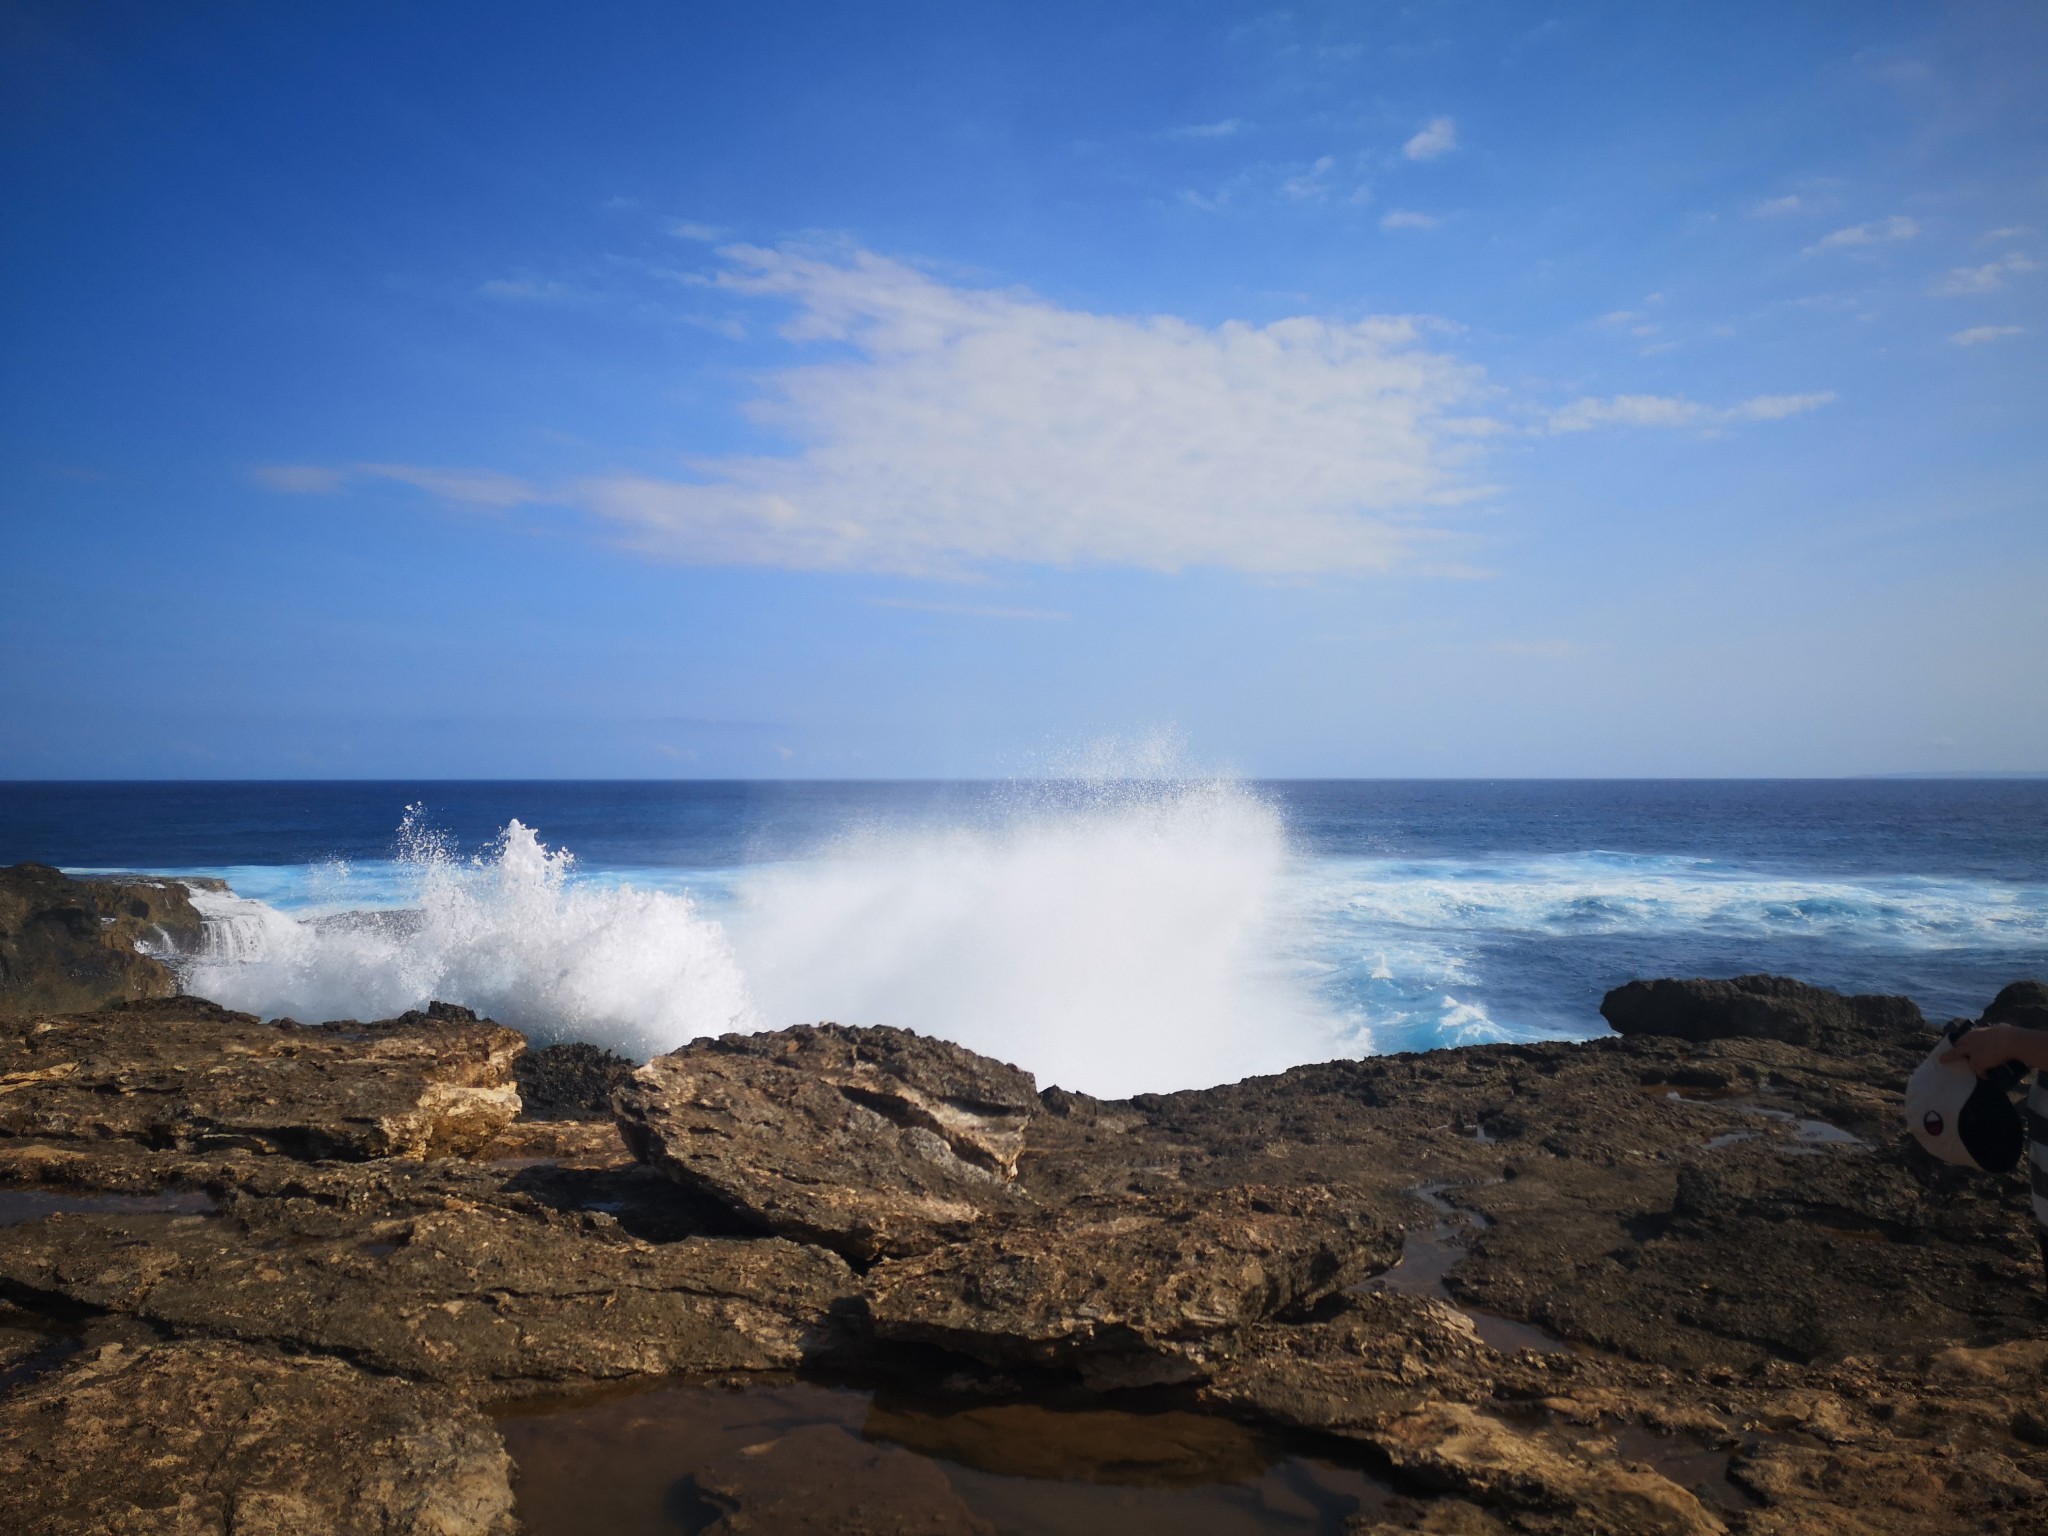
(615, 1023, 1039, 1260)
(865, 1184, 1396, 1387)
(0, 1338, 517, 1535)
(0, 998, 523, 1159)
(0, 864, 206, 1020)
(0, 1168, 855, 1395)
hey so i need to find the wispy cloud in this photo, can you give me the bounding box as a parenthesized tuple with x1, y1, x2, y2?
(1804, 215, 1919, 254)
(1380, 209, 1439, 231)
(250, 464, 348, 494)
(867, 598, 1071, 621)
(1402, 116, 1458, 161)
(669, 221, 725, 242)
(1547, 391, 1835, 432)
(1162, 118, 1243, 141)
(478, 276, 582, 302)
(1747, 195, 1802, 218)
(1951, 325, 2023, 346)
(1278, 155, 1338, 201)
(1932, 252, 2039, 296)
(257, 463, 541, 507)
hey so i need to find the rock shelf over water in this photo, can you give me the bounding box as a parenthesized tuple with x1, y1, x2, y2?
(0, 863, 2044, 1534)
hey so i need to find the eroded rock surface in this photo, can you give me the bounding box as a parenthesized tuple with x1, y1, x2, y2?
(0, 1337, 518, 1536)
(866, 1184, 1396, 1387)
(0, 997, 523, 1158)
(1599, 973, 1923, 1048)
(616, 1023, 1041, 1259)
(0, 864, 206, 1020)
(0, 1157, 855, 1396)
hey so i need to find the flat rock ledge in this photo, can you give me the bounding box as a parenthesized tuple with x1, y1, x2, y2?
(0, 881, 2040, 1536)
(0, 997, 523, 1159)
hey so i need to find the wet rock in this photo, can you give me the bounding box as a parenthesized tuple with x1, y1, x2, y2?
(0, 1337, 517, 1535)
(616, 1023, 1040, 1260)
(1599, 974, 1922, 1048)
(0, 1168, 856, 1395)
(0, 997, 523, 1159)
(515, 1040, 637, 1120)
(865, 1185, 1396, 1387)
(0, 864, 205, 1020)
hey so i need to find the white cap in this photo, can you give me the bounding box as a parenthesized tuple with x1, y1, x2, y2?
(1903, 1024, 2024, 1172)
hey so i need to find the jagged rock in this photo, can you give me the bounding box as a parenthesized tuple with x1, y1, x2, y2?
(0, 998, 523, 1159)
(1600, 974, 1923, 1047)
(0, 1338, 517, 1535)
(864, 1184, 1396, 1387)
(615, 1023, 1040, 1260)
(514, 1039, 637, 1120)
(0, 864, 207, 1020)
(0, 1168, 855, 1394)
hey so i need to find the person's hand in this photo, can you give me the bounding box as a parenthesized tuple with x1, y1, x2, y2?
(1941, 1022, 2048, 1076)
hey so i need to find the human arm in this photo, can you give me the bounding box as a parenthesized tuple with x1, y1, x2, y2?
(1942, 1023, 2048, 1076)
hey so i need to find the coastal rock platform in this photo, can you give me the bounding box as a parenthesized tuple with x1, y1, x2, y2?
(0, 869, 2042, 1534)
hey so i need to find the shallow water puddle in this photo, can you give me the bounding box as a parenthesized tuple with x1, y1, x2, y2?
(1354, 1185, 1574, 1355)
(0, 1187, 217, 1226)
(496, 1378, 1393, 1535)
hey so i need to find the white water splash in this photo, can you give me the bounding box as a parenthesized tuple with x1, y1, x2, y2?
(182, 808, 754, 1060)
(175, 783, 1343, 1096)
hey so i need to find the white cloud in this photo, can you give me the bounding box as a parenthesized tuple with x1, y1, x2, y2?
(1805, 215, 1920, 254)
(1932, 252, 2040, 296)
(1748, 195, 1802, 218)
(1403, 116, 1458, 160)
(1279, 155, 1337, 200)
(669, 221, 725, 242)
(560, 244, 1494, 574)
(1978, 226, 2027, 244)
(1547, 391, 1834, 432)
(250, 464, 347, 494)
(1951, 325, 2023, 346)
(1380, 209, 1439, 231)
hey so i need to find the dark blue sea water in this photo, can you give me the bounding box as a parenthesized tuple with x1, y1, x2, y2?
(2, 780, 2042, 1096)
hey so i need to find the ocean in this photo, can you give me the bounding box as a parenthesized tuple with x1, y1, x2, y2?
(3, 778, 2042, 1098)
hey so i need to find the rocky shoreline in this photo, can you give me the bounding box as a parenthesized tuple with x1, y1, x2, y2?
(1, 863, 2043, 1534)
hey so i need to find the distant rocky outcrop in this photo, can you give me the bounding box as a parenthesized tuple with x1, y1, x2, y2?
(0, 862, 207, 1019)
(1599, 972, 1925, 1047)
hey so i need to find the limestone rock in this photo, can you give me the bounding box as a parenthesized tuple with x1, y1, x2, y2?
(0, 864, 205, 1020)
(1600, 974, 1922, 1048)
(615, 1023, 1039, 1260)
(865, 1184, 1395, 1387)
(0, 998, 523, 1159)
(0, 1338, 517, 1535)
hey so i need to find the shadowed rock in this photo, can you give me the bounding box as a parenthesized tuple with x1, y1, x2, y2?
(615, 1023, 1040, 1260)
(0, 998, 523, 1159)
(1600, 974, 1923, 1048)
(0, 1338, 518, 1535)
(0, 864, 207, 1020)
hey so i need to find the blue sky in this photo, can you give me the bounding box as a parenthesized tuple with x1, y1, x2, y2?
(2, 0, 2043, 778)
